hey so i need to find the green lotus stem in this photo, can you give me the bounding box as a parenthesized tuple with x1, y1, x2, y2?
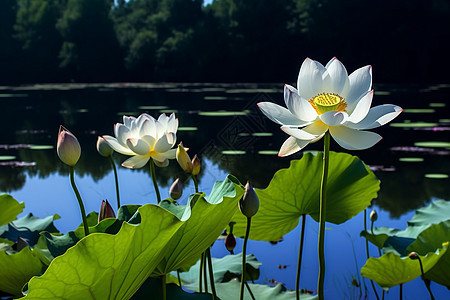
(371, 218, 383, 257)
(109, 155, 121, 209)
(199, 252, 204, 292)
(417, 257, 435, 300)
(192, 174, 199, 193)
(382, 290, 385, 300)
(206, 247, 217, 299)
(149, 160, 161, 204)
(245, 282, 256, 300)
(161, 274, 166, 300)
(317, 131, 330, 300)
(365, 209, 380, 300)
(399, 283, 403, 300)
(296, 214, 306, 300)
(240, 216, 251, 300)
(177, 269, 182, 287)
(69, 167, 89, 237)
(203, 253, 209, 293)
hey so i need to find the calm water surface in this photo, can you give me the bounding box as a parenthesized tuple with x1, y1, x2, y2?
(0, 83, 449, 299)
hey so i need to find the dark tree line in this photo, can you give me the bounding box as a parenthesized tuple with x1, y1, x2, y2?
(1, 0, 449, 84)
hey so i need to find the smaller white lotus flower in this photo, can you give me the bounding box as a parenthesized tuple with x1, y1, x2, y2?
(258, 57, 403, 156)
(102, 113, 178, 168)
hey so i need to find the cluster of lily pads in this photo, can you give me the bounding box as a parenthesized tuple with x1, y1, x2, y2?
(1, 58, 448, 300)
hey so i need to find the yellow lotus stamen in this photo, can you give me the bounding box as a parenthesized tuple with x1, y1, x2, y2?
(308, 93, 347, 115)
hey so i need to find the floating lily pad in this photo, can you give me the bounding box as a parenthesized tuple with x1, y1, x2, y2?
(252, 132, 273, 137)
(232, 151, 379, 241)
(398, 157, 424, 162)
(76, 109, 88, 113)
(29, 145, 54, 150)
(375, 91, 391, 95)
(138, 105, 169, 110)
(198, 110, 249, 116)
(204, 96, 228, 100)
(390, 122, 438, 128)
(117, 112, 137, 116)
(178, 127, 198, 131)
(439, 119, 450, 123)
(0, 94, 28, 98)
(425, 174, 449, 179)
(258, 150, 279, 155)
(160, 109, 178, 113)
(0, 156, 16, 161)
(221, 150, 246, 155)
(403, 109, 435, 113)
(429, 103, 446, 108)
(414, 141, 450, 148)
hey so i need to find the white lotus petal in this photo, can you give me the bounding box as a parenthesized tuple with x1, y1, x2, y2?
(136, 113, 151, 128)
(330, 126, 382, 150)
(347, 105, 403, 130)
(123, 116, 135, 128)
(126, 138, 150, 155)
(284, 85, 318, 122)
(155, 119, 165, 139)
(121, 155, 150, 169)
(324, 58, 349, 95)
(102, 135, 134, 155)
(257, 102, 309, 126)
(166, 132, 176, 146)
(158, 113, 169, 127)
(153, 158, 169, 167)
(141, 135, 156, 148)
(114, 123, 131, 146)
(297, 58, 327, 100)
(278, 136, 310, 157)
(281, 126, 318, 140)
(167, 113, 178, 133)
(319, 111, 348, 126)
(345, 65, 372, 106)
(140, 119, 157, 137)
(154, 134, 173, 153)
(162, 148, 177, 159)
(302, 120, 329, 135)
(347, 91, 373, 123)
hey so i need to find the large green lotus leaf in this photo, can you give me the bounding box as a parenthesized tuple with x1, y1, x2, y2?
(0, 194, 25, 226)
(361, 199, 450, 255)
(407, 222, 450, 288)
(153, 175, 245, 275)
(179, 253, 262, 287)
(0, 247, 43, 296)
(19, 204, 184, 300)
(232, 151, 379, 241)
(361, 245, 448, 288)
(0, 213, 60, 246)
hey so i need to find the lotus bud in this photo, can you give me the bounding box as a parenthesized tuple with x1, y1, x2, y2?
(169, 178, 183, 200)
(225, 233, 236, 254)
(408, 252, 419, 260)
(176, 143, 193, 173)
(370, 210, 378, 222)
(239, 182, 259, 218)
(98, 199, 116, 222)
(57, 126, 81, 167)
(96, 136, 113, 157)
(191, 154, 201, 175)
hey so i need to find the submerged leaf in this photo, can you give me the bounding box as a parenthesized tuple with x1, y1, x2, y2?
(232, 151, 379, 240)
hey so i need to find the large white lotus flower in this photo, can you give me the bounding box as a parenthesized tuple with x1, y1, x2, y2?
(258, 57, 403, 156)
(103, 113, 178, 168)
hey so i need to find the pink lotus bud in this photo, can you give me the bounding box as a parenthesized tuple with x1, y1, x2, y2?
(98, 199, 116, 222)
(370, 210, 378, 222)
(169, 178, 183, 200)
(57, 126, 81, 167)
(408, 252, 419, 260)
(225, 233, 236, 254)
(191, 154, 201, 175)
(176, 143, 193, 173)
(97, 136, 113, 157)
(239, 182, 259, 218)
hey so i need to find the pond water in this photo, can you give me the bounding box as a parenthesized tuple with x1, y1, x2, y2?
(0, 83, 449, 299)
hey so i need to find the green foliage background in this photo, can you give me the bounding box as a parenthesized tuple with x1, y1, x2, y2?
(1, 0, 449, 84)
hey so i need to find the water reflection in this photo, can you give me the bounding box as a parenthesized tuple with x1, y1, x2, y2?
(0, 83, 449, 217)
